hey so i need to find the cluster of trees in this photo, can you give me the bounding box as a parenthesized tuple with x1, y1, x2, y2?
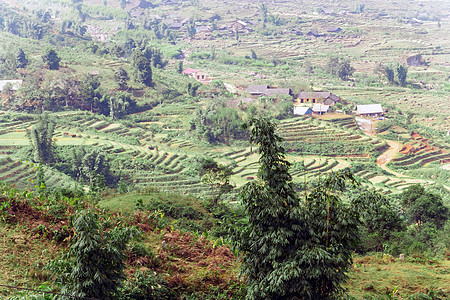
(375, 63, 409, 86)
(326, 57, 355, 80)
(27, 114, 117, 191)
(190, 100, 248, 144)
(229, 119, 449, 299)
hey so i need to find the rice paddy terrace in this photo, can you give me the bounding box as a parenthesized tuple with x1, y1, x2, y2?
(0, 110, 445, 199)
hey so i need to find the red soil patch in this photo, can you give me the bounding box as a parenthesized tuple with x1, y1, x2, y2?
(0, 196, 73, 243)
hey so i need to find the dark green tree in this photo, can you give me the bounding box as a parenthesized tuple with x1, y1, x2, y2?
(384, 65, 395, 84)
(42, 49, 61, 70)
(401, 184, 448, 229)
(250, 49, 257, 60)
(200, 158, 233, 205)
(52, 210, 139, 299)
(326, 57, 355, 80)
(352, 191, 405, 252)
(396, 64, 408, 87)
(132, 50, 152, 87)
(16, 48, 28, 69)
(231, 118, 359, 299)
(29, 113, 55, 164)
(114, 67, 129, 90)
(177, 60, 183, 74)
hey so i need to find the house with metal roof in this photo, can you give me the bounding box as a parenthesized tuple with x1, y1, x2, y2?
(264, 88, 293, 98)
(293, 106, 312, 115)
(247, 85, 269, 95)
(312, 104, 330, 115)
(356, 104, 384, 116)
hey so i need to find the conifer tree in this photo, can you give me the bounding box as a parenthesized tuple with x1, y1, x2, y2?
(29, 113, 55, 164)
(232, 118, 359, 299)
(16, 48, 28, 69)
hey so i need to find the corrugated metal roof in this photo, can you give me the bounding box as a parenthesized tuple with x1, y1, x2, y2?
(356, 104, 383, 114)
(264, 88, 291, 96)
(247, 85, 269, 94)
(293, 107, 311, 115)
(312, 104, 330, 112)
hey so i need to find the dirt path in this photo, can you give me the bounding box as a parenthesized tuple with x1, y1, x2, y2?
(376, 140, 408, 177)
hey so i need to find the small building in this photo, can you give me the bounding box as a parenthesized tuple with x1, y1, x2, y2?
(231, 20, 252, 32)
(182, 68, 199, 76)
(312, 104, 330, 115)
(326, 27, 342, 33)
(297, 92, 342, 105)
(293, 106, 312, 115)
(0, 80, 23, 93)
(356, 104, 384, 117)
(247, 85, 269, 95)
(195, 25, 211, 33)
(264, 88, 293, 98)
(306, 29, 321, 37)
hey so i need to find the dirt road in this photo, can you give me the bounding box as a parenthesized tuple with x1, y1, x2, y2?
(376, 140, 407, 177)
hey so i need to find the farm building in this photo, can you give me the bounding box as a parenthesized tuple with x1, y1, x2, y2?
(356, 104, 384, 117)
(306, 30, 322, 37)
(326, 27, 342, 33)
(264, 88, 293, 98)
(182, 69, 211, 83)
(297, 91, 342, 105)
(0, 80, 23, 93)
(293, 106, 312, 115)
(312, 104, 330, 115)
(247, 85, 269, 95)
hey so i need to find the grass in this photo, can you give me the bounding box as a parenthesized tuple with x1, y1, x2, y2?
(345, 255, 450, 299)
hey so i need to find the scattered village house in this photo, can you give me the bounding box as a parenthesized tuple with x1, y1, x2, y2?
(356, 104, 384, 117)
(296, 92, 342, 105)
(326, 27, 342, 33)
(182, 68, 211, 83)
(293, 106, 312, 116)
(231, 20, 253, 33)
(247, 85, 269, 96)
(312, 104, 330, 115)
(264, 88, 293, 99)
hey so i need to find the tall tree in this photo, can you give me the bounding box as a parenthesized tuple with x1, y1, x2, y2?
(231, 118, 359, 299)
(29, 113, 55, 164)
(52, 210, 139, 299)
(396, 64, 408, 87)
(114, 67, 129, 90)
(16, 48, 28, 69)
(42, 49, 61, 70)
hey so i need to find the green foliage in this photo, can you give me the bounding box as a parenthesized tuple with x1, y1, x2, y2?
(352, 191, 405, 253)
(199, 158, 233, 205)
(397, 64, 408, 87)
(120, 270, 176, 299)
(114, 67, 129, 90)
(132, 49, 153, 86)
(41, 49, 61, 70)
(16, 48, 28, 69)
(401, 184, 448, 229)
(190, 100, 248, 144)
(231, 118, 360, 299)
(326, 57, 355, 80)
(50, 210, 140, 299)
(29, 113, 55, 164)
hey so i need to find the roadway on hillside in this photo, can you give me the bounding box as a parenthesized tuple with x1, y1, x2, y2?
(376, 139, 407, 178)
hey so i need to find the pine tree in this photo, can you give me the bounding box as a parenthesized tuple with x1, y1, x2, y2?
(42, 49, 61, 70)
(231, 118, 360, 299)
(16, 48, 28, 69)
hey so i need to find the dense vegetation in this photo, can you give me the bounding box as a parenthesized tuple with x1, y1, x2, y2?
(0, 0, 449, 298)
